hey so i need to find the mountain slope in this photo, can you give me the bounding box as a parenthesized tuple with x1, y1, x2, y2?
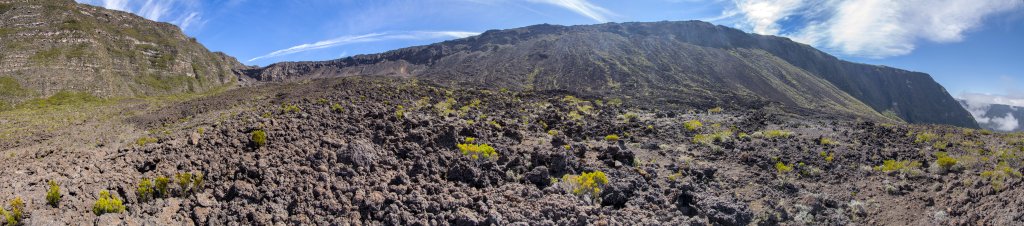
(244, 21, 977, 128)
(0, 0, 243, 108)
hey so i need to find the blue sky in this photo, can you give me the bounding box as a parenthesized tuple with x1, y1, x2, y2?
(77, 0, 1023, 104)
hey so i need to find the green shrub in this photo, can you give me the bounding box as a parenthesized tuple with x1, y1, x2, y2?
(280, 103, 300, 114)
(693, 131, 733, 146)
(330, 103, 344, 113)
(1, 197, 25, 225)
(757, 130, 794, 139)
(914, 132, 938, 144)
(684, 120, 703, 131)
(155, 176, 170, 198)
(175, 173, 193, 195)
(316, 98, 328, 105)
(775, 162, 793, 174)
(547, 130, 559, 136)
(251, 129, 267, 147)
(981, 161, 1022, 191)
(457, 138, 498, 160)
(622, 113, 639, 122)
(92, 190, 125, 216)
(562, 171, 609, 200)
(135, 137, 158, 146)
(604, 134, 620, 142)
(708, 107, 723, 114)
(192, 172, 204, 191)
(46, 180, 60, 207)
(819, 137, 836, 146)
(819, 151, 835, 163)
(936, 156, 957, 169)
(394, 105, 406, 119)
(567, 111, 583, 121)
(137, 178, 154, 202)
(874, 160, 922, 173)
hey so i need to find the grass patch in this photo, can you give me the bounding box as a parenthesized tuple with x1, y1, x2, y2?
(457, 137, 498, 160)
(755, 130, 793, 139)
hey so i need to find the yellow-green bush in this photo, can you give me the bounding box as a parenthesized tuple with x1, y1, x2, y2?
(457, 138, 498, 160)
(914, 132, 938, 144)
(251, 129, 267, 147)
(708, 107, 723, 114)
(135, 137, 158, 146)
(46, 180, 60, 207)
(757, 130, 793, 139)
(692, 131, 733, 146)
(155, 176, 170, 198)
(92, 190, 125, 216)
(1, 197, 24, 225)
(981, 162, 1022, 191)
(819, 137, 836, 146)
(622, 112, 639, 122)
(684, 120, 703, 131)
(280, 103, 300, 114)
(562, 171, 609, 199)
(604, 134, 620, 142)
(137, 178, 154, 202)
(175, 173, 193, 194)
(547, 130, 559, 136)
(330, 103, 344, 113)
(936, 156, 958, 169)
(192, 173, 204, 191)
(775, 162, 793, 174)
(874, 160, 922, 173)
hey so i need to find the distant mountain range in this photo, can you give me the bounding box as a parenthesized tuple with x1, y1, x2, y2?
(242, 21, 978, 128)
(0, 0, 979, 128)
(959, 99, 1023, 132)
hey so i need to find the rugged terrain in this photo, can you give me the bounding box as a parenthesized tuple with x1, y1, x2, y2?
(0, 0, 244, 109)
(243, 21, 977, 128)
(1, 78, 1021, 225)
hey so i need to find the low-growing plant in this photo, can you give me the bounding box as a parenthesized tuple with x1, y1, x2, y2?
(457, 138, 498, 160)
(316, 98, 328, 105)
(819, 137, 836, 146)
(46, 180, 60, 207)
(562, 171, 609, 200)
(775, 162, 794, 174)
(874, 160, 922, 174)
(604, 134, 620, 142)
(936, 156, 958, 170)
(692, 131, 733, 146)
(757, 130, 794, 139)
(192, 172, 204, 191)
(92, 190, 125, 216)
(621, 112, 639, 122)
(175, 172, 193, 195)
(251, 129, 267, 148)
(155, 176, 170, 198)
(394, 105, 406, 119)
(330, 103, 344, 113)
(819, 151, 835, 163)
(135, 137, 158, 146)
(567, 111, 583, 121)
(280, 103, 300, 114)
(980, 161, 1022, 191)
(5, 197, 24, 225)
(547, 130, 559, 136)
(914, 132, 938, 144)
(708, 107, 723, 114)
(684, 120, 703, 131)
(137, 178, 154, 202)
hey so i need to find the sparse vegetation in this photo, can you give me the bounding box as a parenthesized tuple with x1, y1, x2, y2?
(914, 132, 938, 144)
(819, 151, 835, 163)
(155, 176, 171, 198)
(457, 137, 498, 160)
(775, 162, 794, 174)
(251, 129, 267, 147)
(395, 105, 406, 119)
(46, 180, 60, 207)
(280, 103, 301, 114)
(604, 134, 620, 142)
(92, 190, 125, 216)
(175, 172, 193, 195)
(137, 178, 155, 202)
(1, 197, 24, 226)
(621, 112, 639, 122)
(756, 130, 793, 139)
(874, 160, 922, 174)
(135, 136, 158, 146)
(684, 120, 703, 131)
(692, 131, 733, 146)
(708, 107, 723, 114)
(819, 137, 836, 146)
(330, 103, 344, 113)
(562, 171, 609, 200)
(980, 162, 1022, 191)
(547, 129, 559, 136)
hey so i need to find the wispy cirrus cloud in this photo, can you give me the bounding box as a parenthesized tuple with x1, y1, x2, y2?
(525, 0, 615, 22)
(248, 31, 480, 62)
(76, 0, 207, 33)
(717, 0, 1024, 58)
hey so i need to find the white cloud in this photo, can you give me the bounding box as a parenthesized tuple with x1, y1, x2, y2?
(960, 92, 1023, 131)
(733, 0, 804, 35)
(526, 0, 615, 22)
(76, 0, 206, 33)
(248, 31, 481, 62)
(722, 0, 1024, 58)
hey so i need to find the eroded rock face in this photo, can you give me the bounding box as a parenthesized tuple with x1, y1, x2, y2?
(0, 0, 245, 106)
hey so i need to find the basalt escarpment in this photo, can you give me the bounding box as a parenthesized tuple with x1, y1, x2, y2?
(0, 0, 244, 107)
(244, 21, 977, 128)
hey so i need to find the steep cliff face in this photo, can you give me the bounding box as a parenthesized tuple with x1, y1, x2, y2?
(244, 21, 977, 127)
(0, 0, 243, 107)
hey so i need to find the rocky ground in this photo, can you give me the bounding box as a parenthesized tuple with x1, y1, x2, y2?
(1, 77, 1022, 225)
